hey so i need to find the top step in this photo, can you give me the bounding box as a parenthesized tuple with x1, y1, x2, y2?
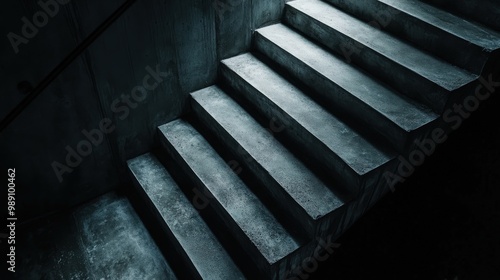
(283, 0, 478, 112)
(318, 0, 500, 73)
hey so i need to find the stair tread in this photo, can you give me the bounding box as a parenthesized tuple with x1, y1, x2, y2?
(191, 86, 355, 219)
(127, 153, 244, 279)
(158, 120, 300, 264)
(286, 0, 477, 91)
(223, 52, 437, 137)
(379, 0, 500, 49)
(255, 24, 439, 130)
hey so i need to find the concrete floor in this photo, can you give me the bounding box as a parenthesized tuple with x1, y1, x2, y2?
(14, 193, 176, 280)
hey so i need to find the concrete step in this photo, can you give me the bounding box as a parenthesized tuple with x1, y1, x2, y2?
(320, 0, 500, 74)
(127, 153, 245, 280)
(424, 0, 500, 32)
(222, 52, 438, 154)
(279, 1, 477, 112)
(158, 120, 302, 277)
(190, 86, 361, 236)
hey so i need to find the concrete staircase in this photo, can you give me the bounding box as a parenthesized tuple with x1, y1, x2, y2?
(126, 0, 500, 279)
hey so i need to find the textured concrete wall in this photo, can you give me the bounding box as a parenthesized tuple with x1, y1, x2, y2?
(0, 0, 287, 220)
(216, 0, 289, 59)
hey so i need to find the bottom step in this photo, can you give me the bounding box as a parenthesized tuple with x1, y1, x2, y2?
(127, 153, 245, 279)
(158, 119, 302, 275)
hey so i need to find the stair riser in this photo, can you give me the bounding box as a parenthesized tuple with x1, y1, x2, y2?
(337, 168, 395, 238)
(321, 0, 492, 74)
(283, 6, 448, 113)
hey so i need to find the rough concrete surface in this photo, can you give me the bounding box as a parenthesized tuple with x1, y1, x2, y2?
(128, 153, 245, 279)
(15, 192, 176, 280)
(286, 0, 477, 91)
(191, 86, 347, 221)
(159, 120, 300, 266)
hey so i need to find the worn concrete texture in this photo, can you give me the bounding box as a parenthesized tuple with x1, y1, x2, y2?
(322, 0, 500, 73)
(191, 86, 348, 235)
(128, 153, 245, 279)
(255, 25, 395, 175)
(159, 120, 300, 267)
(257, 17, 434, 153)
(282, 4, 476, 114)
(15, 192, 176, 280)
(222, 52, 437, 155)
(0, 0, 287, 220)
(287, 0, 477, 90)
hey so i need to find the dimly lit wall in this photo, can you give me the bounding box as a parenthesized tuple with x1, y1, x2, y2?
(0, 0, 289, 220)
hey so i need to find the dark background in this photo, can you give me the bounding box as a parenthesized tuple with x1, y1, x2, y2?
(312, 92, 500, 279)
(1, 1, 498, 279)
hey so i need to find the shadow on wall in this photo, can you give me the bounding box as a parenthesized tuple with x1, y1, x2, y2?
(0, 0, 287, 221)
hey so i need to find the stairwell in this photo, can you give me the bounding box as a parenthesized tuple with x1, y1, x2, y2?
(126, 0, 500, 279)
